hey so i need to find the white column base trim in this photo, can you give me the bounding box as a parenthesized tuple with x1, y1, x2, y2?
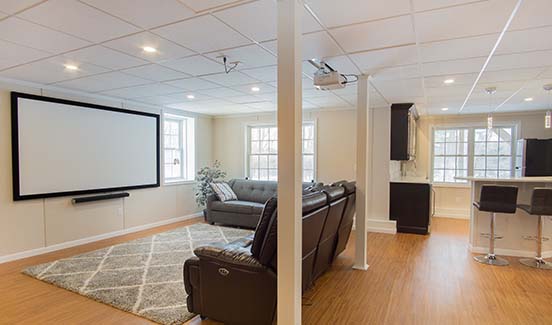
(469, 244, 552, 258)
(434, 208, 470, 219)
(366, 219, 397, 234)
(0, 212, 202, 264)
(353, 264, 370, 271)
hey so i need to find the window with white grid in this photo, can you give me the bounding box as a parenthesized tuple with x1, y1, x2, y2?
(432, 128, 469, 183)
(248, 123, 316, 182)
(473, 127, 514, 179)
(163, 115, 195, 182)
(431, 125, 516, 184)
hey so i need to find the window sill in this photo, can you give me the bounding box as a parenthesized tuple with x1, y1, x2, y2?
(163, 179, 196, 187)
(431, 182, 471, 189)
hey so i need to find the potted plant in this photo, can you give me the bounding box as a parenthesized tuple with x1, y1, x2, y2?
(195, 160, 227, 218)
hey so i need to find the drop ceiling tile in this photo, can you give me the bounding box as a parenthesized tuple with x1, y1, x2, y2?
(64, 46, 148, 70)
(226, 95, 264, 104)
(18, 0, 139, 43)
(100, 83, 182, 98)
(487, 50, 552, 72)
(307, 93, 349, 108)
(420, 34, 495, 63)
(206, 44, 276, 69)
(373, 78, 425, 101)
(0, 17, 90, 53)
(81, 0, 195, 29)
(54, 71, 151, 92)
(122, 64, 190, 82)
(178, 0, 238, 12)
(231, 83, 275, 95)
(197, 87, 245, 98)
(241, 65, 277, 82)
(330, 15, 415, 53)
(201, 71, 259, 87)
(246, 101, 275, 110)
(479, 68, 544, 84)
(261, 31, 343, 61)
(152, 14, 251, 53)
(0, 39, 51, 70)
(104, 32, 195, 62)
(166, 92, 213, 102)
(164, 77, 221, 90)
(214, 0, 322, 42)
(510, 0, 552, 30)
(413, 0, 482, 12)
(135, 95, 184, 106)
(0, 0, 43, 14)
(350, 45, 418, 74)
(372, 64, 421, 81)
(415, 0, 517, 43)
(322, 56, 360, 75)
(426, 84, 471, 97)
(0, 56, 108, 84)
(305, 0, 410, 28)
(422, 57, 485, 77)
(424, 73, 477, 88)
(160, 55, 223, 76)
(497, 26, 552, 55)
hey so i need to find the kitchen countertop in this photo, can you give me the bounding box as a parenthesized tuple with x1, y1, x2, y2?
(390, 176, 430, 184)
(456, 176, 552, 183)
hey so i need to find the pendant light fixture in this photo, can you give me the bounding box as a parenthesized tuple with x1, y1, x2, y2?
(485, 87, 496, 129)
(544, 84, 552, 129)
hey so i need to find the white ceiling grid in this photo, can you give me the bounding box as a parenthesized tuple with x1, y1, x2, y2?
(0, 0, 550, 115)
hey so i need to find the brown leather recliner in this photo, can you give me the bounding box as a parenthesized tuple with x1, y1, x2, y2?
(333, 181, 356, 258)
(183, 183, 356, 325)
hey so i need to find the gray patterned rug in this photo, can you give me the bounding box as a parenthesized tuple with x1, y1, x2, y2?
(23, 223, 253, 325)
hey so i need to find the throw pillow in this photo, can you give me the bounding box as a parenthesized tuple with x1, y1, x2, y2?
(210, 182, 238, 202)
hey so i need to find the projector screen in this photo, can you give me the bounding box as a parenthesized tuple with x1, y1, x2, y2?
(11, 92, 160, 201)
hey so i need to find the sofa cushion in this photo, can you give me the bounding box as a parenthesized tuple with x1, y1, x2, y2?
(210, 182, 238, 202)
(230, 179, 278, 204)
(251, 197, 277, 258)
(210, 200, 265, 215)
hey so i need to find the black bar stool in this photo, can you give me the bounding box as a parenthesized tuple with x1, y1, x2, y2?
(473, 185, 518, 266)
(518, 188, 552, 270)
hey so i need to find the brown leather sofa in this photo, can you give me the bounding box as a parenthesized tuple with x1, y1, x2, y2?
(183, 181, 356, 325)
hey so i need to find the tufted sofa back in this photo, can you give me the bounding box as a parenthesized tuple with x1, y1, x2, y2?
(228, 179, 317, 204)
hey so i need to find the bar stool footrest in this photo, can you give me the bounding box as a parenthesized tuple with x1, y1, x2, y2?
(521, 235, 550, 242)
(479, 232, 504, 240)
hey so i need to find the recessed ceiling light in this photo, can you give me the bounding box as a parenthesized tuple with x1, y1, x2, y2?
(441, 107, 449, 111)
(444, 79, 455, 84)
(251, 86, 260, 92)
(142, 46, 157, 53)
(524, 97, 534, 102)
(187, 94, 195, 99)
(64, 64, 79, 71)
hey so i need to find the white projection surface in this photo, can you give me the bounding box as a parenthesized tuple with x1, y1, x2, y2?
(15, 96, 159, 199)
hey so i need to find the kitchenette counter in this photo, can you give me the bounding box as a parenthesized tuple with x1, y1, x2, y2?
(390, 176, 430, 184)
(456, 176, 552, 258)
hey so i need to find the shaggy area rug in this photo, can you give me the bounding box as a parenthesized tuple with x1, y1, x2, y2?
(23, 223, 253, 325)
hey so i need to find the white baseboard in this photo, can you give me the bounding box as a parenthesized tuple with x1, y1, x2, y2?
(434, 207, 470, 219)
(469, 244, 552, 258)
(0, 212, 202, 264)
(366, 219, 397, 234)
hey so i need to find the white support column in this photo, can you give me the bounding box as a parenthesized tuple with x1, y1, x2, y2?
(354, 74, 370, 270)
(277, 0, 302, 324)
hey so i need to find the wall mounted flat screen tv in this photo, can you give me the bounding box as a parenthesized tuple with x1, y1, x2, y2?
(11, 92, 160, 201)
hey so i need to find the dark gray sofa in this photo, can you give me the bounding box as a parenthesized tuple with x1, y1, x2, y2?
(205, 179, 322, 228)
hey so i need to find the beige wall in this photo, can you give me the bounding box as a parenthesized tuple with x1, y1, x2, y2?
(212, 109, 358, 183)
(413, 111, 552, 218)
(0, 87, 212, 258)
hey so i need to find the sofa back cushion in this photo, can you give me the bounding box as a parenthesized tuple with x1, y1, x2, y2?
(230, 179, 278, 204)
(251, 197, 277, 257)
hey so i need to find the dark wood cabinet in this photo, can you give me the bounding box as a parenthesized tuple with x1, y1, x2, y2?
(390, 182, 432, 235)
(390, 103, 418, 161)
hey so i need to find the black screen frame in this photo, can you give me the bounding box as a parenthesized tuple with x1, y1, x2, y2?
(11, 91, 161, 201)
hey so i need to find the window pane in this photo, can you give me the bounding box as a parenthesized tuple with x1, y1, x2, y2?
(446, 130, 457, 142)
(251, 169, 259, 180)
(486, 142, 498, 155)
(474, 157, 485, 170)
(444, 170, 456, 182)
(445, 157, 456, 169)
(269, 141, 277, 153)
(499, 157, 511, 170)
(499, 128, 511, 141)
(303, 155, 314, 170)
(250, 155, 259, 169)
(474, 143, 486, 155)
(434, 143, 444, 155)
(269, 169, 277, 181)
(475, 129, 486, 142)
(474, 170, 485, 177)
(487, 129, 499, 142)
(261, 141, 269, 153)
(458, 142, 468, 155)
(445, 142, 457, 155)
(251, 141, 260, 154)
(303, 170, 314, 182)
(259, 169, 268, 180)
(434, 157, 444, 169)
(459, 129, 468, 142)
(433, 169, 444, 182)
(269, 155, 277, 169)
(303, 140, 314, 154)
(303, 125, 314, 140)
(259, 155, 268, 169)
(499, 171, 511, 179)
(486, 157, 498, 169)
(499, 142, 511, 155)
(457, 169, 468, 178)
(260, 128, 269, 141)
(251, 128, 260, 140)
(434, 130, 445, 142)
(270, 127, 277, 140)
(457, 157, 468, 170)
(486, 170, 498, 178)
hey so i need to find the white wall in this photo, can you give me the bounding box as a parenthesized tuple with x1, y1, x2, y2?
(0, 86, 212, 260)
(413, 111, 552, 219)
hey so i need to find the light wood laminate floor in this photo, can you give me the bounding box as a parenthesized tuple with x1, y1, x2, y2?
(1, 217, 551, 324)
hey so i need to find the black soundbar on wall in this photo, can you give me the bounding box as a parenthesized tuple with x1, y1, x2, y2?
(72, 192, 130, 204)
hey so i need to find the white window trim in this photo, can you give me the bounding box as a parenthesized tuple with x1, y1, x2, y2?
(429, 121, 520, 188)
(244, 120, 318, 182)
(162, 112, 196, 185)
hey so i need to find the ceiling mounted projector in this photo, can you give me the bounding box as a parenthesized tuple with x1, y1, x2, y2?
(308, 59, 357, 90)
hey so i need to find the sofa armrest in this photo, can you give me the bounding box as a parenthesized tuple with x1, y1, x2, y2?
(194, 241, 265, 272)
(206, 193, 219, 208)
(183, 256, 201, 314)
